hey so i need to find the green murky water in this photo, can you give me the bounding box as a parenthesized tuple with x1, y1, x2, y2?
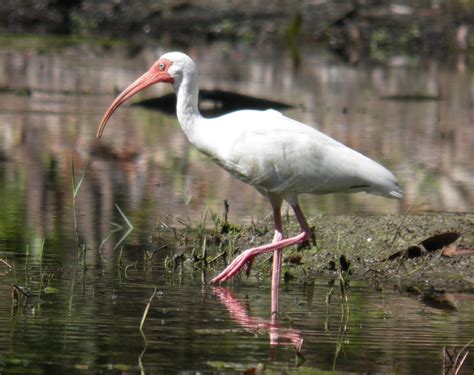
(2, 244, 474, 373)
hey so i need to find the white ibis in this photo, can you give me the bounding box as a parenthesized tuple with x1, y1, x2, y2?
(97, 52, 403, 312)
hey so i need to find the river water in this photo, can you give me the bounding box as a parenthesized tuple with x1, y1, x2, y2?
(0, 36, 473, 373)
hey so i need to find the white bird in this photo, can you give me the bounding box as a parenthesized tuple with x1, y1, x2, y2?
(97, 52, 403, 312)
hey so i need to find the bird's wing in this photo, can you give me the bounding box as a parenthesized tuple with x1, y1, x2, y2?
(194, 109, 402, 199)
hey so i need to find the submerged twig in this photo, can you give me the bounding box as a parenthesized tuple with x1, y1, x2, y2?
(0, 258, 12, 270)
(454, 352, 469, 375)
(140, 287, 158, 334)
(138, 287, 157, 375)
(443, 339, 473, 375)
(453, 339, 473, 375)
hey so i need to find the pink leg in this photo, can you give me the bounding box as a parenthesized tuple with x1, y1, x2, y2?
(210, 232, 308, 283)
(271, 247, 282, 314)
(271, 198, 284, 314)
(211, 198, 312, 290)
(271, 201, 312, 314)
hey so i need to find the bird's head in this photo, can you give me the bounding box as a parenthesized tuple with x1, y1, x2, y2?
(96, 51, 196, 139)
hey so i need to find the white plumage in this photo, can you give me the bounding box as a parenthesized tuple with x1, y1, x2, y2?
(192, 108, 402, 201)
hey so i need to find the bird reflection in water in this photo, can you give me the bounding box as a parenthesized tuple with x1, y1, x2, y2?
(212, 287, 304, 354)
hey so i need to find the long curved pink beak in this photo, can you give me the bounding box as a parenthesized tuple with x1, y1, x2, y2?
(96, 69, 174, 139)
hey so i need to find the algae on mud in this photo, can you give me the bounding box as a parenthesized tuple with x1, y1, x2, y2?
(155, 212, 474, 292)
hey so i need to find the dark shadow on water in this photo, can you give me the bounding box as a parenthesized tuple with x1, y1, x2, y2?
(422, 290, 458, 312)
(132, 89, 294, 117)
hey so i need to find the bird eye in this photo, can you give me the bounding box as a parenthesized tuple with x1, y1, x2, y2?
(158, 62, 165, 70)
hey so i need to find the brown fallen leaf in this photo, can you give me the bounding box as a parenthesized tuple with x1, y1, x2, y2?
(441, 243, 458, 257)
(385, 232, 461, 260)
(443, 246, 474, 257)
(421, 232, 460, 253)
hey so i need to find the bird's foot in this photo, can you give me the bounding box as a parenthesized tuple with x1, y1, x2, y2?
(296, 226, 316, 250)
(210, 231, 308, 284)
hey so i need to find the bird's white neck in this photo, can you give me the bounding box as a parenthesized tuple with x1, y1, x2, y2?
(174, 73, 202, 140)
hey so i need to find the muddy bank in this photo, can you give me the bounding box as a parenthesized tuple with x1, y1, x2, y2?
(156, 213, 473, 293)
(299, 213, 474, 291)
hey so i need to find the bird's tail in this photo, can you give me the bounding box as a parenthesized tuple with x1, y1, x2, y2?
(361, 161, 404, 200)
(388, 186, 404, 199)
(369, 172, 404, 200)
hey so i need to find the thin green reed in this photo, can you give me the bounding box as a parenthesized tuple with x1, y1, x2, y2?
(71, 158, 89, 255)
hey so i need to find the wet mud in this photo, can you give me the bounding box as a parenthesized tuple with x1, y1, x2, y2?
(156, 213, 474, 293)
